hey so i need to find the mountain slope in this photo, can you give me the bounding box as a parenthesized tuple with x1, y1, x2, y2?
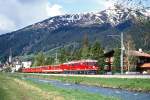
(0, 5, 149, 61)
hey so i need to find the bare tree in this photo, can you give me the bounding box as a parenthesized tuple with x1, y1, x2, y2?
(124, 34, 137, 72)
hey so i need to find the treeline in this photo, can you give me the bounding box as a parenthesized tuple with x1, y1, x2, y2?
(32, 33, 124, 74)
(32, 34, 106, 71)
(32, 32, 142, 73)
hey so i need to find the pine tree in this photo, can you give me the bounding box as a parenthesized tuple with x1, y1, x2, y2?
(45, 56, 54, 65)
(90, 40, 105, 72)
(81, 33, 90, 59)
(58, 48, 69, 63)
(33, 52, 46, 67)
(72, 49, 82, 60)
(112, 48, 121, 73)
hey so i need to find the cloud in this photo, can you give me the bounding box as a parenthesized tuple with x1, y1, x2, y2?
(95, 0, 115, 9)
(46, 3, 64, 17)
(0, 0, 115, 35)
(0, 0, 64, 35)
(0, 14, 16, 33)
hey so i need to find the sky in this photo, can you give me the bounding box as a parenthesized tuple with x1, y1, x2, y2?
(0, 0, 149, 35)
(0, 0, 115, 35)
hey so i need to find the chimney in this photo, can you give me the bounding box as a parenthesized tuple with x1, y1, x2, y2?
(139, 48, 143, 53)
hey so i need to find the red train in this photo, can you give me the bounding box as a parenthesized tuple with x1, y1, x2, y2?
(22, 59, 99, 74)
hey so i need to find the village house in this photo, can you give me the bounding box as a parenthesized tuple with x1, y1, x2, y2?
(104, 49, 150, 74)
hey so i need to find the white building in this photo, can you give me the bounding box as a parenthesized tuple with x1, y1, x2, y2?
(22, 61, 32, 68)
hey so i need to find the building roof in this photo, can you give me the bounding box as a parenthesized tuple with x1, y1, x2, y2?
(104, 50, 150, 58)
(141, 63, 150, 68)
(128, 50, 150, 58)
(104, 50, 114, 57)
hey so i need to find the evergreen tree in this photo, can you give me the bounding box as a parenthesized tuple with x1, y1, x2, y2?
(58, 48, 69, 63)
(90, 41, 105, 70)
(33, 52, 46, 67)
(147, 50, 150, 54)
(45, 56, 54, 65)
(112, 48, 121, 73)
(72, 49, 82, 60)
(81, 33, 90, 59)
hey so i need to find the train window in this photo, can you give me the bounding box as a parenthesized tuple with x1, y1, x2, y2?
(87, 62, 94, 66)
(87, 62, 98, 66)
(74, 63, 79, 66)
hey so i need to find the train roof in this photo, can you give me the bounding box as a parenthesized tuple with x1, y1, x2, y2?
(63, 59, 98, 65)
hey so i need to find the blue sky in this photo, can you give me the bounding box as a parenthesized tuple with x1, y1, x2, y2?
(0, 0, 112, 34)
(47, 0, 110, 14)
(0, 0, 149, 34)
(47, 0, 150, 15)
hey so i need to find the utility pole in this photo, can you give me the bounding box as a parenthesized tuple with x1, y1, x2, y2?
(55, 51, 59, 64)
(107, 32, 124, 74)
(120, 32, 124, 74)
(47, 42, 78, 64)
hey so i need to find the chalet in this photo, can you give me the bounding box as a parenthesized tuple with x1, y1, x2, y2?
(128, 50, 150, 73)
(104, 50, 114, 72)
(104, 49, 150, 73)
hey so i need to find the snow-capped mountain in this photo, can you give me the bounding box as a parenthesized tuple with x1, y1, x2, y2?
(0, 5, 149, 61)
(25, 5, 149, 31)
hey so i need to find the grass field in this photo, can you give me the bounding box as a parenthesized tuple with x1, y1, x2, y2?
(14, 73, 150, 92)
(0, 73, 118, 100)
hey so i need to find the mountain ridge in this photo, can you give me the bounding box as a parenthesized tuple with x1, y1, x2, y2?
(0, 5, 149, 61)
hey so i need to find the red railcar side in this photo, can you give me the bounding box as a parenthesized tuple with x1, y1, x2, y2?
(22, 60, 99, 74)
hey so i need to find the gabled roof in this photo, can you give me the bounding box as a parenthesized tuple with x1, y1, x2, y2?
(128, 50, 150, 58)
(104, 50, 150, 58)
(141, 63, 150, 68)
(104, 50, 114, 57)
